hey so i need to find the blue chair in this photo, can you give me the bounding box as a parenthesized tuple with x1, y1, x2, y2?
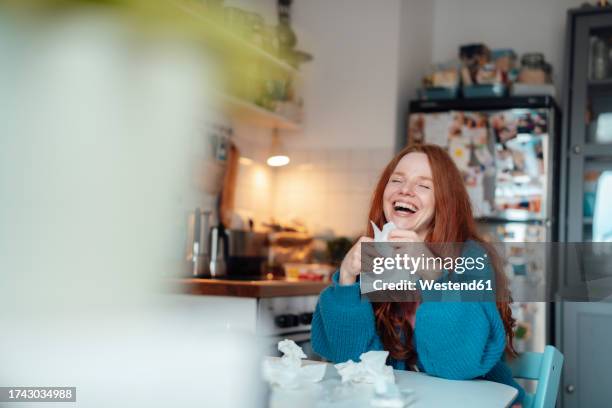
(508, 345, 564, 408)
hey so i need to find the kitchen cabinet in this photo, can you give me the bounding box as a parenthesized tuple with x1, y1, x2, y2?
(183, 277, 327, 298)
(182, 279, 324, 360)
(558, 7, 612, 408)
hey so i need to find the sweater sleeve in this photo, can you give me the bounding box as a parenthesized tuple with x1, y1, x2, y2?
(415, 240, 507, 380)
(311, 271, 383, 363)
(414, 301, 506, 380)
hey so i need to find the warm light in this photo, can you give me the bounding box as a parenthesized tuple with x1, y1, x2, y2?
(239, 156, 253, 166)
(253, 166, 269, 188)
(267, 155, 290, 167)
(266, 128, 290, 167)
(297, 163, 313, 171)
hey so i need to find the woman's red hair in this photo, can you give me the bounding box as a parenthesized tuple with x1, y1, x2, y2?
(366, 144, 516, 365)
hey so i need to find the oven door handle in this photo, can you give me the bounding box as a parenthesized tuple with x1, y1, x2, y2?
(270, 331, 310, 343)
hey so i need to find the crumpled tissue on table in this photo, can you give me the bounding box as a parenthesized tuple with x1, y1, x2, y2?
(335, 351, 416, 407)
(262, 339, 326, 389)
(334, 350, 395, 384)
(372, 376, 416, 408)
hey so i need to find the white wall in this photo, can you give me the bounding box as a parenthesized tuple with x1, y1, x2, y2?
(230, 0, 428, 150)
(431, 0, 584, 90)
(228, 0, 414, 235)
(269, 0, 437, 236)
(227, 0, 400, 149)
(396, 0, 434, 147)
(273, 146, 391, 237)
(269, 0, 413, 236)
(290, 0, 402, 150)
(228, 0, 585, 236)
(230, 0, 583, 151)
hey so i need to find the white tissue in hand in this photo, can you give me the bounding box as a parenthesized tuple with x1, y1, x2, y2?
(262, 339, 326, 389)
(371, 221, 396, 241)
(371, 221, 396, 258)
(334, 350, 395, 384)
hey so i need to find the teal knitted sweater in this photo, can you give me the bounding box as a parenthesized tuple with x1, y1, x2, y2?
(311, 269, 525, 405)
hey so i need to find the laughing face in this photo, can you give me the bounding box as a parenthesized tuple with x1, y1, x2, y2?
(382, 152, 435, 239)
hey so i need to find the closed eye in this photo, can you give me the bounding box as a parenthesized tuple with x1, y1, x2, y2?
(419, 184, 431, 190)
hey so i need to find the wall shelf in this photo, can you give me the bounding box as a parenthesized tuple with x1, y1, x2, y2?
(588, 78, 612, 88)
(171, 0, 305, 131)
(581, 144, 612, 157)
(173, 0, 300, 76)
(220, 94, 301, 131)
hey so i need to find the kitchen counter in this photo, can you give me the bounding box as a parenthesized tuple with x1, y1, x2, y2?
(183, 277, 329, 298)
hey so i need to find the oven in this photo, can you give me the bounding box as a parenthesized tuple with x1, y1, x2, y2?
(256, 295, 321, 361)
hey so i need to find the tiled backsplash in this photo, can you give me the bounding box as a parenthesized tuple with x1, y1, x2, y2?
(234, 159, 276, 226)
(233, 144, 393, 238)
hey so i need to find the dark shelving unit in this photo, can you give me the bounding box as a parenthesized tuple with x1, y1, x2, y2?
(409, 95, 559, 113)
(558, 7, 612, 408)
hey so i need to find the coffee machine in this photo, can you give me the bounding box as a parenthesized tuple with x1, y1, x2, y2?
(188, 207, 271, 279)
(187, 122, 231, 278)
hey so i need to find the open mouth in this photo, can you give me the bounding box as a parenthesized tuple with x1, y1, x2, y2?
(393, 201, 418, 214)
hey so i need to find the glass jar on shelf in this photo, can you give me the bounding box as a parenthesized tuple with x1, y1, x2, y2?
(518, 53, 552, 84)
(591, 36, 610, 80)
(245, 12, 264, 47)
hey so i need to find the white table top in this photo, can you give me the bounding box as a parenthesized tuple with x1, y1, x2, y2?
(270, 360, 518, 408)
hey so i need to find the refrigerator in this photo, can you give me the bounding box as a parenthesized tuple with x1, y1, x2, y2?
(407, 96, 561, 354)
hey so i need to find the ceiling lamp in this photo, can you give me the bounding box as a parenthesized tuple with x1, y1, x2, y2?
(266, 129, 290, 167)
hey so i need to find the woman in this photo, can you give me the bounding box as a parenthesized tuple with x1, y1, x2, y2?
(311, 144, 525, 406)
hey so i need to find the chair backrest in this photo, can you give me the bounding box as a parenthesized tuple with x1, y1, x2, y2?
(508, 345, 564, 408)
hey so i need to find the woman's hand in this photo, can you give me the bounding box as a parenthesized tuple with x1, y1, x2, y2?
(386, 229, 442, 281)
(387, 229, 422, 243)
(339, 236, 374, 285)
